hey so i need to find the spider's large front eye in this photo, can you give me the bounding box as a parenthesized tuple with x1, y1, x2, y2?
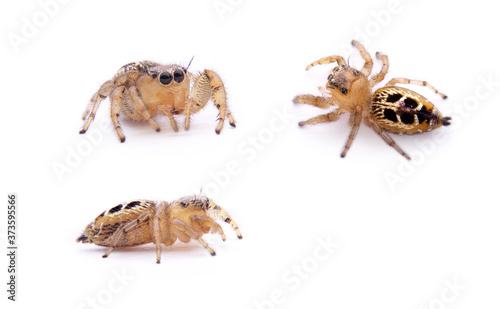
(340, 87, 348, 95)
(159, 72, 172, 85)
(173, 69, 185, 83)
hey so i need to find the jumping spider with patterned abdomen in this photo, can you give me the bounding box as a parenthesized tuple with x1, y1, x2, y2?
(80, 60, 236, 142)
(293, 40, 451, 159)
(77, 195, 242, 264)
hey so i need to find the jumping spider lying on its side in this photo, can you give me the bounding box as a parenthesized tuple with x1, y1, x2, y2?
(80, 60, 236, 142)
(294, 40, 451, 160)
(77, 195, 242, 264)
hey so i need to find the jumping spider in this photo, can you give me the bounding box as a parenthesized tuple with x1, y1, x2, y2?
(76, 195, 242, 264)
(293, 40, 451, 159)
(79, 60, 236, 142)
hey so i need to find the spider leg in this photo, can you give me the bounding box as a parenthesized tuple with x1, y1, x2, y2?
(206, 70, 235, 133)
(298, 110, 343, 126)
(191, 216, 226, 241)
(153, 215, 163, 264)
(82, 93, 98, 120)
(351, 40, 373, 76)
(109, 86, 126, 142)
(384, 78, 448, 99)
(80, 71, 141, 134)
(80, 80, 114, 134)
(306, 55, 347, 70)
(206, 202, 243, 239)
(369, 52, 389, 87)
(127, 86, 160, 132)
(102, 210, 156, 259)
(340, 106, 363, 158)
(293, 94, 332, 109)
(184, 71, 205, 131)
(185, 70, 235, 134)
(368, 118, 411, 160)
(157, 106, 179, 132)
(171, 219, 216, 256)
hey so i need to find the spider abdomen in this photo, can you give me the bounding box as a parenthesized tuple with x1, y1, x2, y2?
(77, 200, 157, 247)
(371, 87, 450, 134)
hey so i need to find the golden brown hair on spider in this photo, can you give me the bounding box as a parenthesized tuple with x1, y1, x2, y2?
(76, 195, 242, 264)
(293, 40, 451, 160)
(79, 60, 236, 142)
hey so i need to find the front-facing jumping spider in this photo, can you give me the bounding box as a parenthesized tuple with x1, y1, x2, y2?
(80, 60, 236, 142)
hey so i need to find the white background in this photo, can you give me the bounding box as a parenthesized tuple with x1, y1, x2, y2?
(1, 0, 499, 308)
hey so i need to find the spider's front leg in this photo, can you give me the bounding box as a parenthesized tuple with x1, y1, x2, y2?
(293, 94, 332, 109)
(306, 55, 347, 71)
(80, 71, 142, 135)
(171, 219, 217, 256)
(351, 40, 374, 77)
(341, 106, 363, 158)
(191, 216, 226, 241)
(207, 202, 243, 239)
(80, 80, 115, 134)
(185, 70, 236, 134)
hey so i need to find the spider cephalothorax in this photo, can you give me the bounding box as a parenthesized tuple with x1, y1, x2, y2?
(79, 60, 236, 142)
(294, 40, 451, 160)
(77, 195, 242, 264)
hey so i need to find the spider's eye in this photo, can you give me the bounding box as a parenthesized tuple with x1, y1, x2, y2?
(150, 71, 158, 79)
(353, 70, 359, 77)
(159, 72, 172, 85)
(173, 69, 185, 83)
(340, 87, 348, 95)
(332, 82, 339, 88)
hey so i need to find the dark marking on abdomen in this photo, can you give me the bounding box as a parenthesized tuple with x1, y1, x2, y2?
(108, 204, 123, 214)
(125, 201, 141, 209)
(384, 109, 398, 122)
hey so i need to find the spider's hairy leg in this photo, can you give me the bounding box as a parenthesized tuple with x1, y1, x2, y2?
(293, 94, 331, 109)
(185, 70, 235, 133)
(191, 216, 226, 241)
(157, 106, 179, 132)
(351, 40, 373, 76)
(384, 78, 448, 99)
(82, 93, 98, 120)
(207, 202, 243, 239)
(306, 55, 347, 70)
(81, 71, 140, 134)
(205, 69, 236, 134)
(298, 110, 343, 126)
(127, 86, 161, 132)
(368, 118, 411, 160)
(101, 210, 156, 259)
(110, 87, 126, 142)
(153, 214, 162, 264)
(369, 52, 389, 87)
(185, 72, 211, 131)
(340, 106, 363, 158)
(171, 219, 216, 256)
(80, 80, 114, 134)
